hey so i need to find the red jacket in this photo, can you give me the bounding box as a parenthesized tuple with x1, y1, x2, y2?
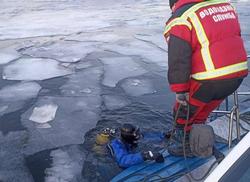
(164, 0, 248, 92)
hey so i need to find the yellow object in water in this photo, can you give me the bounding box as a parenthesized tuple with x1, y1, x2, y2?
(95, 133, 110, 145)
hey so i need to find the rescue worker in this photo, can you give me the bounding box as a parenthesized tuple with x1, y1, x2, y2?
(164, 0, 248, 156)
(96, 123, 165, 168)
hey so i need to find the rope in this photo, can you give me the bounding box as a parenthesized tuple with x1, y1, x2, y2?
(143, 102, 221, 182)
(182, 103, 221, 181)
(115, 101, 223, 182)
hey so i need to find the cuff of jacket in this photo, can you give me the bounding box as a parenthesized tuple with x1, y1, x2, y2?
(170, 82, 189, 92)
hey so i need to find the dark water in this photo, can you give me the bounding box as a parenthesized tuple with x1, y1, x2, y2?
(25, 100, 174, 182)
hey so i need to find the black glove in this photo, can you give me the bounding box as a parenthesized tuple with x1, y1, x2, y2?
(176, 92, 189, 105)
(142, 151, 164, 163)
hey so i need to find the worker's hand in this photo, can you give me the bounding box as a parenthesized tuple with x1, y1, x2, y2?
(142, 151, 164, 163)
(176, 92, 189, 106)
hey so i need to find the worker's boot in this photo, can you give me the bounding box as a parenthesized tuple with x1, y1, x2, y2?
(167, 126, 194, 157)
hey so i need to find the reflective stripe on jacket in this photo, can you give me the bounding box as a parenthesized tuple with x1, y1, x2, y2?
(164, 0, 248, 92)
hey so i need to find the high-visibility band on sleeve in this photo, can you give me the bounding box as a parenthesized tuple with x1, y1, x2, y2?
(191, 61, 248, 80)
(164, 18, 192, 36)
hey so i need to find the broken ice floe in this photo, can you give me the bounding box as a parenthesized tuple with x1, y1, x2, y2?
(134, 33, 167, 52)
(45, 147, 84, 182)
(65, 32, 121, 43)
(0, 82, 41, 101)
(22, 95, 101, 155)
(3, 58, 73, 80)
(22, 41, 99, 63)
(101, 57, 147, 87)
(0, 48, 20, 64)
(121, 78, 156, 96)
(60, 67, 102, 96)
(29, 104, 58, 128)
(208, 113, 250, 141)
(102, 40, 168, 68)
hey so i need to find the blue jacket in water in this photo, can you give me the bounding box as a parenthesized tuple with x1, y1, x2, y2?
(107, 132, 165, 168)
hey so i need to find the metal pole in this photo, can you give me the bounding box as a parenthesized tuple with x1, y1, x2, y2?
(225, 97, 229, 111)
(233, 91, 241, 141)
(237, 91, 250, 95)
(228, 106, 236, 148)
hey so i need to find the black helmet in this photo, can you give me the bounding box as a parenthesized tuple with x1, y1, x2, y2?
(120, 123, 140, 145)
(169, 0, 178, 9)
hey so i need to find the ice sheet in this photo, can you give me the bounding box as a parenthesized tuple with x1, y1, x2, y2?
(101, 57, 147, 87)
(102, 40, 168, 68)
(65, 32, 121, 43)
(22, 41, 100, 63)
(0, 82, 41, 101)
(3, 58, 73, 80)
(0, 48, 20, 64)
(45, 148, 82, 182)
(0, 8, 110, 40)
(60, 67, 102, 96)
(134, 33, 167, 52)
(29, 104, 58, 124)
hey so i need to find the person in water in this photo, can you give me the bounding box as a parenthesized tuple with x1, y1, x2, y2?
(96, 123, 165, 168)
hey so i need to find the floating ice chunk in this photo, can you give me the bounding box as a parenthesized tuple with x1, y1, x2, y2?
(80, 88, 92, 94)
(37, 123, 52, 129)
(29, 104, 58, 124)
(60, 63, 71, 67)
(22, 95, 101, 154)
(3, 58, 73, 80)
(0, 48, 20, 64)
(65, 32, 121, 43)
(103, 40, 168, 68)
(0, 105, 9, 113)
(135, 33, 167, 51)
(75, 61, 93, 70)
(101, 57, 147, 87)
(23, 41, 99, 63)
(103, 95, 131, 110)
(60, 67, 102, 96)
(121, 78, 156, 97)
(45, 149, 81, 182)
(0, 82, 41, 101)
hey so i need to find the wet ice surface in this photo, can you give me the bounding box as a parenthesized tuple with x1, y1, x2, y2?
(0, 82, 41, 116)
(101, 57, 147, 87)
(3, 58, 74, 80)
(0, 48, 21, 64)
(29, 104, 58, 126)
(0, 0, 249, 182)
